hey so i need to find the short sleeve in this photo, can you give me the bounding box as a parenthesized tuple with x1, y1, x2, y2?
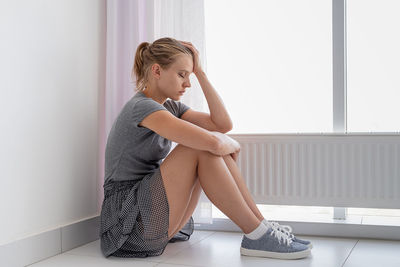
(132, 98, 168, 127)
(164, 99, 191, 118)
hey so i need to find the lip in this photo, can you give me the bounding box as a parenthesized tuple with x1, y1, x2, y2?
(179, 91, 185, 94)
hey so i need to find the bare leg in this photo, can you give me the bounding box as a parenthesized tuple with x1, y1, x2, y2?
(168, 154, 265, 239)
(160, 145, 261, 239)
(222, 155, 265, 221)
(197, 151, 261, 234)
(169, 178, 202, 238)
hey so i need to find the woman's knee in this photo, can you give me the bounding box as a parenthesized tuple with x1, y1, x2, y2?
(174, 144, 212, 156)
(197, 148, 223, 162)
(170, 144, 220, 164)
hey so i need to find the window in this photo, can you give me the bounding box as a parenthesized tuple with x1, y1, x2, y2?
(347, 0, 400, 132)
(204, 0, 400, 223)
(204, 0, 332, 134)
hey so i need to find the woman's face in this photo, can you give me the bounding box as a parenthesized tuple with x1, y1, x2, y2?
(158, 54, 193, 101)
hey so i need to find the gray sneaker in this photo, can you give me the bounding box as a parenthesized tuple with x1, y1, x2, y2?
(240, 227, 311, 260)
(268, 221, 313, 249)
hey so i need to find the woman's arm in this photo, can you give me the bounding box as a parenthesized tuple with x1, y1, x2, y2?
(208, 131, 240, 156)
(195, 70, 233, 132)
(179, 40, 233, 132)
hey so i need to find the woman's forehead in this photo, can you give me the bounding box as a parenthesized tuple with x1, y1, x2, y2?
(174, 55, 193, 71)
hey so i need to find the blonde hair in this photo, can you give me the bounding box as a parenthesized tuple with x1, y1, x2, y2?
(132, 37, 194, 92)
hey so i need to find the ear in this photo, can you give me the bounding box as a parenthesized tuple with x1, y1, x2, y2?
(150, 63, 162, 79)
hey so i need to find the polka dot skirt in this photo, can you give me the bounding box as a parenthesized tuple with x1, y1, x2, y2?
(99, 167, 195, 258)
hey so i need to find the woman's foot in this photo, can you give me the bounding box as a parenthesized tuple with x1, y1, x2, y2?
(240, 225, 311, 260)
(263, 219, 313, 249)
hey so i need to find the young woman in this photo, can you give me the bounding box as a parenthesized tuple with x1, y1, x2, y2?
(99, 37, 312, 260)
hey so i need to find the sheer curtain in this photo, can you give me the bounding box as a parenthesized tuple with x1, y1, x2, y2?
(100, 0, 212, 224)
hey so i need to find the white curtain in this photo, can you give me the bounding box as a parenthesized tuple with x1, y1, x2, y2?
(101, 0, 213, 224)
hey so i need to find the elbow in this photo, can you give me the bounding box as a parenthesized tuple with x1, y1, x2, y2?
(223, 118, 233, 133)
(220, 123, 233, 134)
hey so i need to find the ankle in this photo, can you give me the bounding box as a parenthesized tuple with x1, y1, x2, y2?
(244, 221, 268, 240)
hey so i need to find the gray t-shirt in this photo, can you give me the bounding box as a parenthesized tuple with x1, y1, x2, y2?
(104, 91, 190, 182)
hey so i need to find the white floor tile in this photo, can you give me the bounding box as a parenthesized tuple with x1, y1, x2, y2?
(143, 230, 215, 263)
(64, 239, 148, 263)
(64, 230, 214, 263)
(64, 239, 104, 258)
(26, 230, 400, 267)
(343, 239, 400, 267)
(27, 253, 157, 267)
(162, 231, 358, 267)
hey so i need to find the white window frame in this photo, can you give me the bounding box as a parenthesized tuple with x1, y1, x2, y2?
(333, 0, 347, 219)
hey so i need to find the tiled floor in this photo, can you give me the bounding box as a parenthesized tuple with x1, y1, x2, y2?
(27, 230, 400, 267)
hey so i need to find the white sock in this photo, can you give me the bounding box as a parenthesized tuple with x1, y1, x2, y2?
(244, 221, 268, 240)
(262, 218, 269, 225)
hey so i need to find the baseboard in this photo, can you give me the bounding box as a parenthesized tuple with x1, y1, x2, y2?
(0, 215, 100, 267)
(194, 218, 400, 241)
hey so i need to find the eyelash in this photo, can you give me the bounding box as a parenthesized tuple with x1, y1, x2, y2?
(179, 74, 185, 78)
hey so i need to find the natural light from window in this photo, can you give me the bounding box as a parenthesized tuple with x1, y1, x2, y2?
(347, 0, 400, 133)
(204, 0, 332, 134)
(204, 0, 400, 223)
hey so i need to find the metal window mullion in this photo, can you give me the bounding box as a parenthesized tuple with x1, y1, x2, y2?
(333, 0, 347, 133)
(332, 0, 348, 220)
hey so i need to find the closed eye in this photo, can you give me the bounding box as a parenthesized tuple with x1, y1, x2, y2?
(179, 74, 185, 78)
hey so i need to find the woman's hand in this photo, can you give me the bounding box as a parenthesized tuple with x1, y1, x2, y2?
(179, 40, 203, 75)
(208, 131, 240, 157)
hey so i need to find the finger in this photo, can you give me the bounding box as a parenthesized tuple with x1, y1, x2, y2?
(181, 41, 194, 47)
(181, 42, 194, 49)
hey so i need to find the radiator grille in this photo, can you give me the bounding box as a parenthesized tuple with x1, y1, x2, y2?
(230, 134, 400, 209)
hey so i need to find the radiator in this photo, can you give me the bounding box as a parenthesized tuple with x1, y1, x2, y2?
(229, 134, 400, 209)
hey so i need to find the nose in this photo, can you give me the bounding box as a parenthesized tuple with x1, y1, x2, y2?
(185, 79, 191, 88)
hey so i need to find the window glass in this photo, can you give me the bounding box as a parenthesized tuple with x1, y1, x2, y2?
(204, 0, 332, 134)
(347, 0, 400, 132)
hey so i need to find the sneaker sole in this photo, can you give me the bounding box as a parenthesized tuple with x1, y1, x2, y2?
(240, 246, 311, 260)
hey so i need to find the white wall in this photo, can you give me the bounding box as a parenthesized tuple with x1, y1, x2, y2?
(0, 0, 106, 245)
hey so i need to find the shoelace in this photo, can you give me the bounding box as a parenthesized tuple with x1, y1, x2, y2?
(269, 221, 295, 240)
(265, 221, 293, 246)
